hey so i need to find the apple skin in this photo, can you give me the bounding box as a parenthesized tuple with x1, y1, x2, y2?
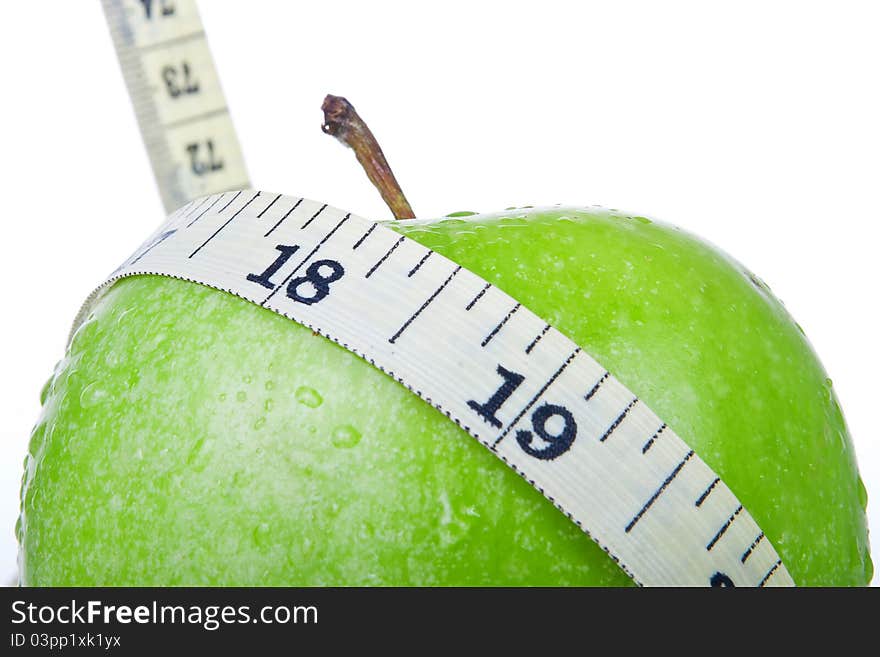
(18, 207, 871, 586)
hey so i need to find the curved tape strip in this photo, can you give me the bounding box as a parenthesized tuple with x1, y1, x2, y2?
(73, 191, 795, 587)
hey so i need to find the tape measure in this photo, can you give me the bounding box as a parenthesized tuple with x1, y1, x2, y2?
(101, 0, 249, 212)
(97, 1, 795, 586)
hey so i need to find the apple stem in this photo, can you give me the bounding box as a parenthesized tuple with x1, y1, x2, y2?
(322, 95, 416, 220)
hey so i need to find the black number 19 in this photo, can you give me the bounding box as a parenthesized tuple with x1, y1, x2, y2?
(468, 364, 577, 461)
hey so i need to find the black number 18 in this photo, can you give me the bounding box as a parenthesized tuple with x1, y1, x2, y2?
(247, 245, 345, 305)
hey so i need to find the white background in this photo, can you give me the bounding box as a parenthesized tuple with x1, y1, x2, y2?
(0, 0, 877, 585)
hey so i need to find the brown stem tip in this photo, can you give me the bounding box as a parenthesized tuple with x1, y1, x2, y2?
(321, 95, 415, 220)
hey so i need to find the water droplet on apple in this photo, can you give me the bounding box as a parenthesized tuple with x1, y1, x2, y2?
(296, 386, 323, 408)
(236, 391, 247, 402)
(25, 485, 40, 512)
(186, 437, 205, 465)
(79, 382, 109, 409)
(265, 380, 275, 391)
(218, 393, 227, 402)
(104, 349, 121, 369)
(39, 377, 52, 405)
(634, 216, 652, 224)
(113, 304, 133, 325)
(445, 210, 477, 217)
(747, 272, 768, 292)
(232, 471, 242, 487)
(243, 375, 253, 384)
(70, 317, 98, 349)
(253, 522, 271, 547)
(264, 399, 274, 412)
(331, 425, 361, 449)
(254, 417, 266, 430)
(864, 551, 874, 584)
(857, 476, 868, 510)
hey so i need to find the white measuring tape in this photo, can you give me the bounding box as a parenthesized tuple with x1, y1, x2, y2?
(96, 1, 794, 586)
(102, 0, 249, 212)
(74, 192, 794, 587)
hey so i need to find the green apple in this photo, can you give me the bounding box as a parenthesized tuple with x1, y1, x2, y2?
(17, 205, 870, 585)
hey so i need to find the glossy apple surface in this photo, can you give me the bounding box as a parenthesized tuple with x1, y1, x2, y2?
(18, 207, 871, 585)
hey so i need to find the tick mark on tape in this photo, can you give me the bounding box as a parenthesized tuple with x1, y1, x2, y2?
(265, 198, 303, 237)
(161, 106, 229, 131)
(642, 423, 667, 453)
(741, 532, 765, 564)
(129, 230, 177, 267)
(184, 195, 211, 220)
(695, 477, 721, 507)
(625, 450, 694, 533)
(176, 198, 196, 217)
(187, 193, 224, 228)
(366, 236, 406, 278)
(706, 504, 743, 551)
(759, 559, 782, 587)
(218, 190, 243, 214)
(584, 372, 610, 401)
(465, 283, 491, 311)
(300, 204, 328, 230)
(189, 191, 260, 258)
(260, 214, 350, 305)
(525, 324, 552, 354)
(136, 30, 205, 53)
(389, 266, 462, 344)
(257, 193, 282, 218)
(482, 303, 521, 347)
(599, 398, 639, 442)
(408, 250, 433, 277)
(352, 223, 378, 250)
